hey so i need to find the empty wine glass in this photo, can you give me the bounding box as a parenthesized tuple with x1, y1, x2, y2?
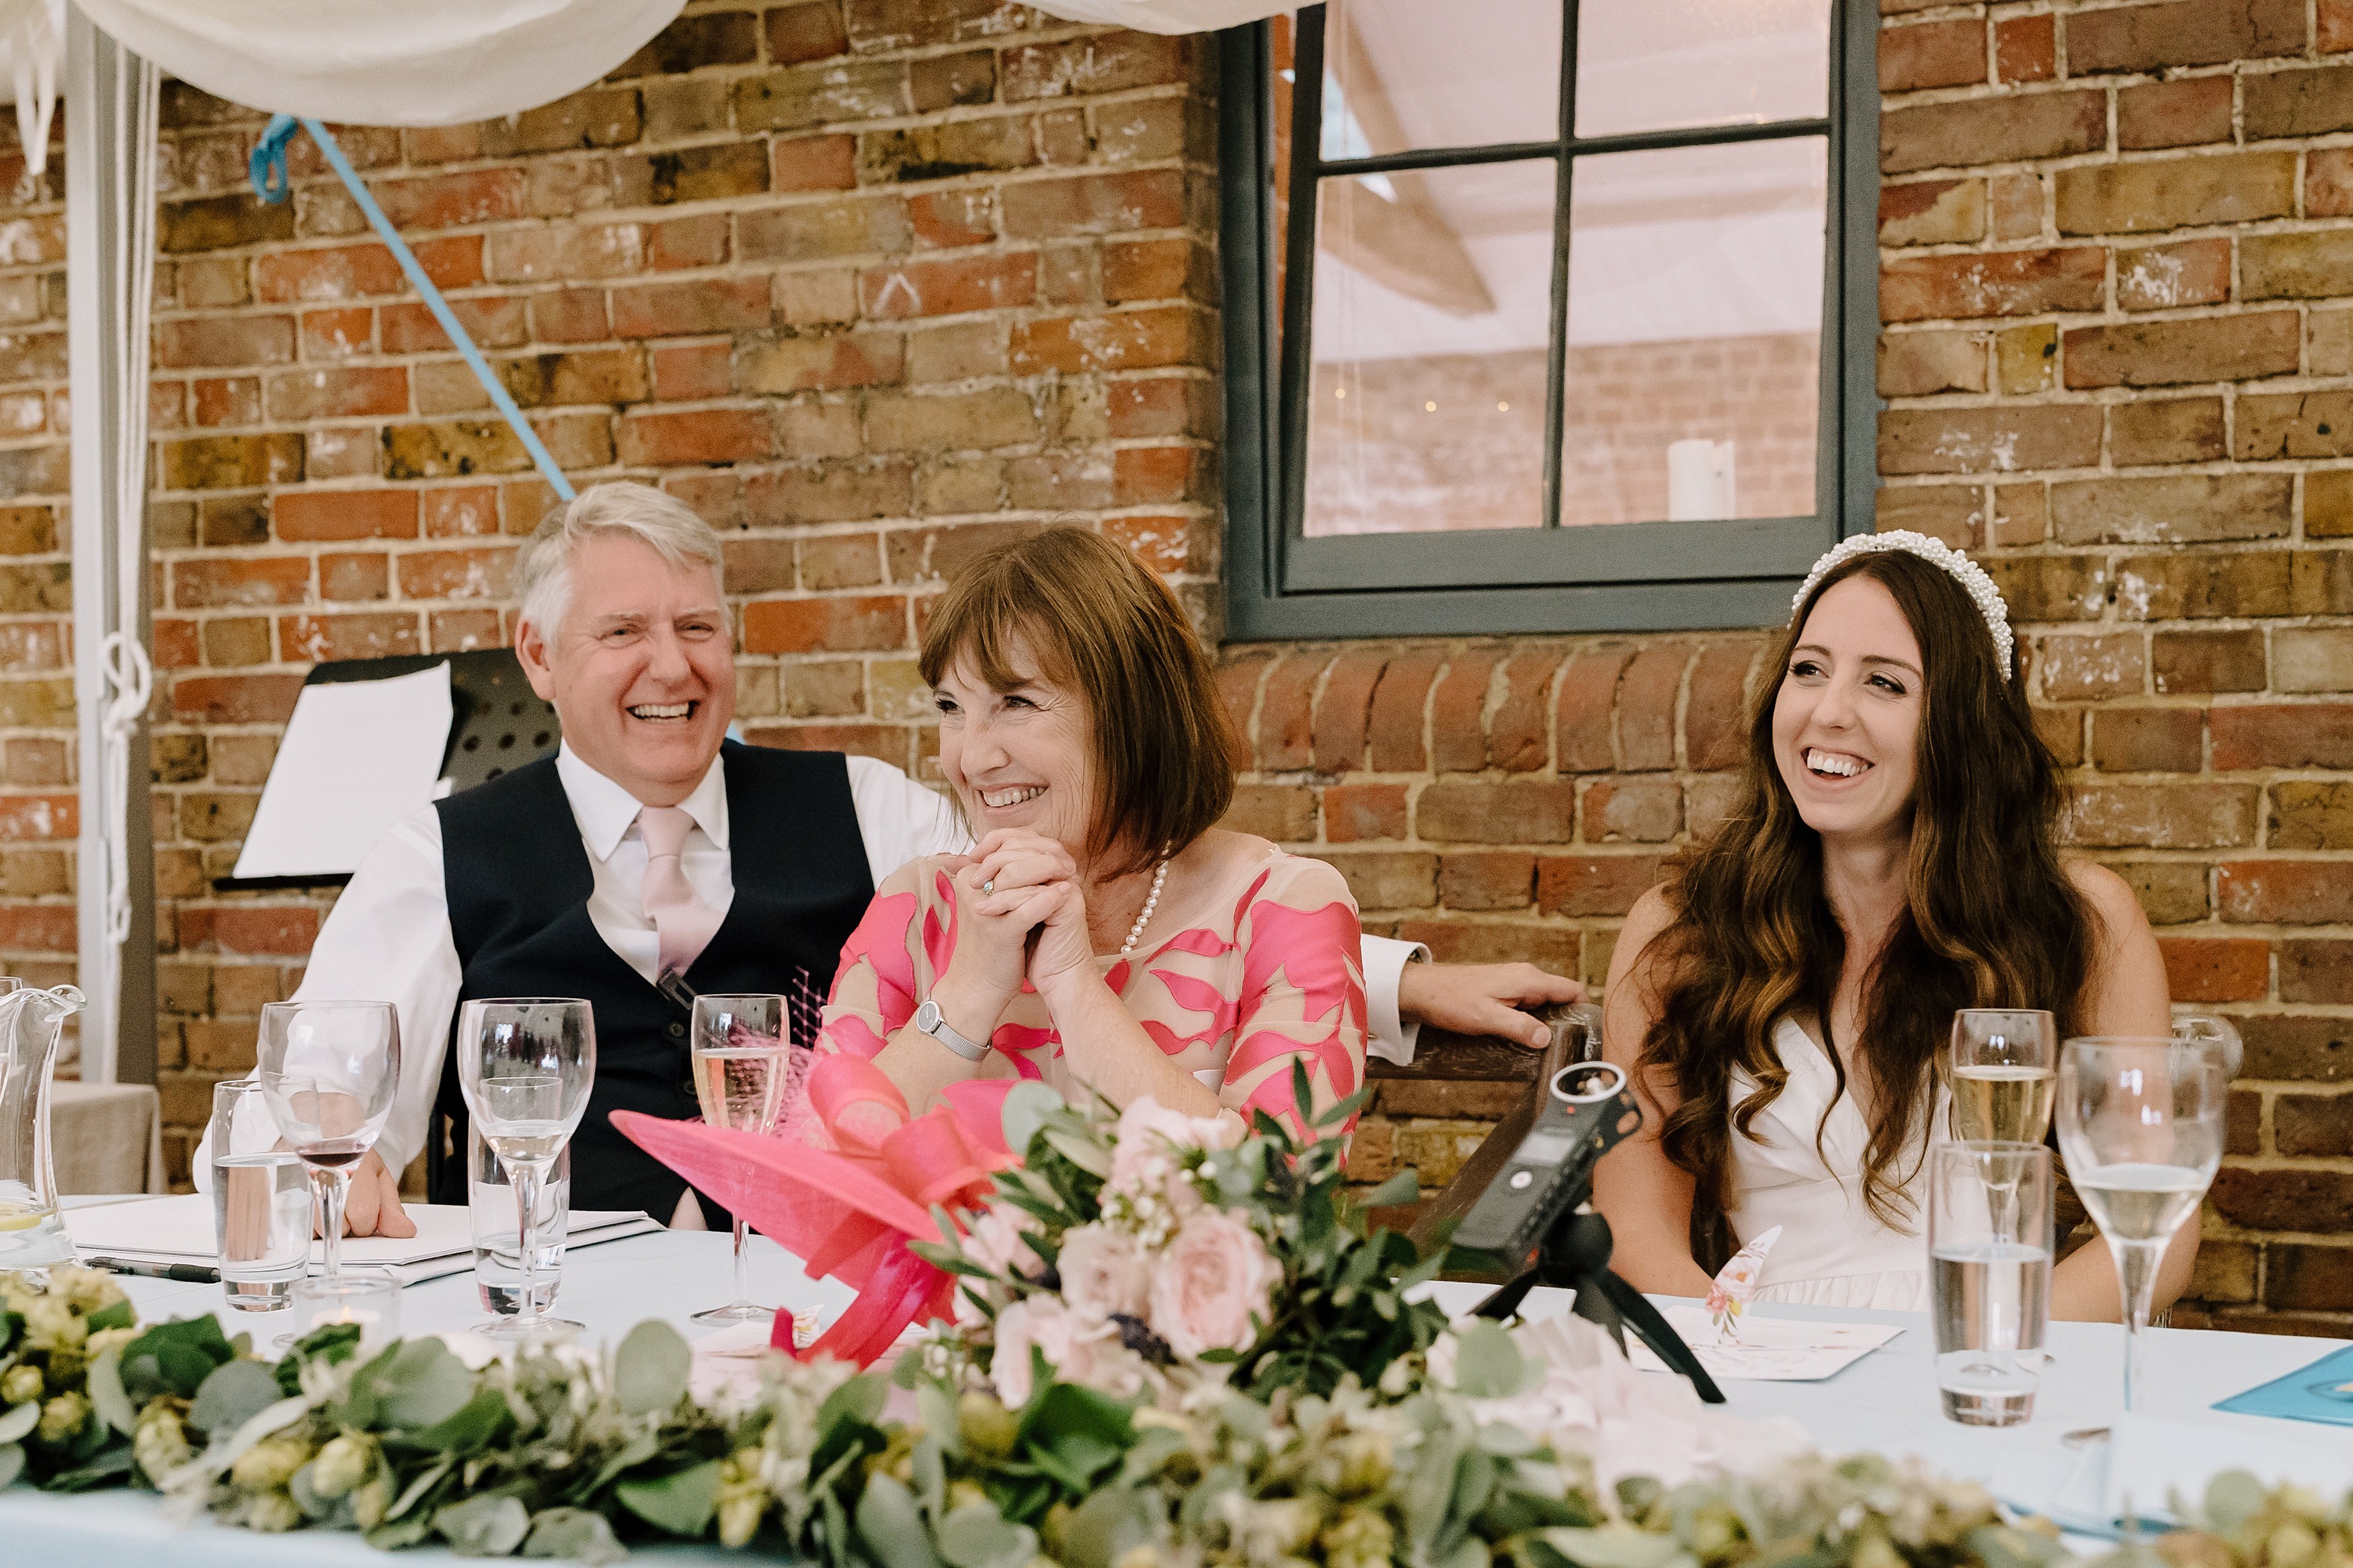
(254, 1000, 400, 1282)
(458, 998, 595, 1342)
(690, 994, 793, 1324)
(2055, 1035, 2229, 1413)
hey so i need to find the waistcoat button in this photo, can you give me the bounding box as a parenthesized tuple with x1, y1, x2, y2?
(667, 1022, 685, 1039)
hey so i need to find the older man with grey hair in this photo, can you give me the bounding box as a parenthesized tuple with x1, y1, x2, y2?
(200, 482, 1581, 1235)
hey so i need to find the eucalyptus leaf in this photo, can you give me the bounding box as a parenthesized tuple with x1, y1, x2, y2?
(408, 1389, 512, 1456)
(200, 1394, 314, 1483)
(86, 1342, 135, 1436)
(1041, 1128, 1111, 1178)
(523, 1508, 627, 1566)
(936, 1502, 1038, 1568)
(367, 1512, 436, 1551)
(1451, 1321, 1531, 1399)
(385, 1455, 457, 1522)
(616, 1458, 721, 1538)
(40, 1443, 135, 1493)
(0, 1400, 35, 1444)
(913, 1434, 946, 1517)
(84, 1297, 133, 1333)
(0, 1442, 20, 1491)
(190, 1358, 286, 1436)
(2201, 1470, 2266, 1534)
(375, 1339, 476, 1430)
(1540, 1526, 1696, 1568)
(1058, 1483, 1154, 1568)
(613, 1319, 692, 1416)
(1001, 1081, 1062, 1160)
(855, 1472, 944, 1568)
(435, 1492, 532, 1557)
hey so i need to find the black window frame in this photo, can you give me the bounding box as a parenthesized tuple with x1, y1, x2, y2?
(1219, 1, 1881, 641)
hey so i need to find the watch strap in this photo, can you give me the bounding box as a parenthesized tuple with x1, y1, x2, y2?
(915, 998, 990, 1062)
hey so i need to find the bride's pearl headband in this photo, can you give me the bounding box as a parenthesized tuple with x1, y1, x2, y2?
(1790, 530, 2015, 680)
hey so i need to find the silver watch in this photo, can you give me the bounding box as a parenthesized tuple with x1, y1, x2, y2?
(913, 999, 990, 1062)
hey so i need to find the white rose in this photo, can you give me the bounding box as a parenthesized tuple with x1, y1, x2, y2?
(1058, 1224, 1152, 1326)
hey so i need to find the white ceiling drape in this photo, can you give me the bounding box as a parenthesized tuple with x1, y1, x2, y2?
(1027, 0, 1290, 31)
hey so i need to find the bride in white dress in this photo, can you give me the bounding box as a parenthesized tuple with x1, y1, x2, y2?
(1593, 534, 2192, 1320)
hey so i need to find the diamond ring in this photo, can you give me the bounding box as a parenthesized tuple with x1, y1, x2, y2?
(981, 879, 994, 894)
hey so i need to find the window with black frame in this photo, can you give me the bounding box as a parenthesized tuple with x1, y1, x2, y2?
(1220, 0, 1878, 640)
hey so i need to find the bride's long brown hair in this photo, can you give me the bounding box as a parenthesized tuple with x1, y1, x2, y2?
(1637, 550, 2100, 1228)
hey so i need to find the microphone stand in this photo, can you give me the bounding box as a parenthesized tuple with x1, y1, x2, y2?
(1471, 1203, 1727, 1404)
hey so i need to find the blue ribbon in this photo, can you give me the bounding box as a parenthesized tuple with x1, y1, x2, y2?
(246, 118, 575, 501)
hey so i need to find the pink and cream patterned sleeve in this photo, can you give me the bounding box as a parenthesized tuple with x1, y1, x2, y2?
(1218, 855, 1367, 1142)
(815, 860, 934, 1060)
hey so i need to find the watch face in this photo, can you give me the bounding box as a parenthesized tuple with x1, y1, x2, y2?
(916, 1000, 941, 1031)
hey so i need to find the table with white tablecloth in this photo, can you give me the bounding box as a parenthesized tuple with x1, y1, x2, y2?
(50, 1080, 166, 1195)
(1, 1222, 2348, 1565)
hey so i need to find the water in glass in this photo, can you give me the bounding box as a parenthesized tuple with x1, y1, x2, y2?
(1928, 1141, 2053, 1427)
(456, 997, 595, 1341)
(467, 1123, 567, 1317)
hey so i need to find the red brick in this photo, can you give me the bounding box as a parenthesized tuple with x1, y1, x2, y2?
(863, 253, 1038, 321)
(2067, 784, 2259, 848)
(1012, 306, 1197, 374)
(213, 906, 320, 957)
(1557, 647, 1634, 772)
(0, 794, 72, 840)
(1583, 779, 1683, 843)
(1618, 644, 1691, 772)
(381, 296, 526, 354)
(774, 133, 859, 193)
(171, 556, 311, 609)
(1367, 653, 1439, 772)
(649, 214, 730, 271)
(254, 243, 405, 303)
(1488, 651, 1556, 774)
(279, 612, 422, 663)
(2221, 858, 2353, 923)
(367, 169, 525, 230)
(1417, 780, 1577, 844)
(1311, 650, 1386, 774)
(910, 190, 995, 248)
(2119, 76, 2235, 149)
(272, 489, 417, 543)
(2091, 706, 2204, 772)
(1880, 247, 2106, 322)
(431, 609, 505, 651)
(1881, 19, 1986, 92)
(1536, 854, 1665, 917)
(766, 2, 849, 64)
(651, 341, 734, 402)
(1995, 14, 2056, 82)
(421, 486, 501, 540)
(2160, 936, 2272, 1001)
(190, 376, 260, 427)
(172, 673, 305, 724)
(0, 905, 73, 953)
(156, 314, 296, 369)
(742, 595, 908, 654)
(394, 548, 513, 601)
(1438, 852, 1536, 911)
(1255, 653, 1325, 772)
(320, 551, 389, 602)
(1000, 171, 1185, 239)
(1881, 91, 2106, 176)
(2211, 704, 2353, 769)
(2115, 238, 2233, 311)
(1322, 782, 1408, 843)
(2283, 940, 2353, 1004)
(1113, 446, 1195, 505)
(609, 278, 771, 339)
(1429, 651, 1504, 774)
(616, 408, 775, 466)
(1685, 639, 1762, 769)
(264, 366, 409, 422)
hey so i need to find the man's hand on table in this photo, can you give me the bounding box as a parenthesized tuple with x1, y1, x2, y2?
(1398, 961, 1588, 1050)
(318, 1149, 417, 1239)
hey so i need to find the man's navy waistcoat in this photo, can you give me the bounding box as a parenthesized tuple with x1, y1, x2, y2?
(430, 741, 875, 1220)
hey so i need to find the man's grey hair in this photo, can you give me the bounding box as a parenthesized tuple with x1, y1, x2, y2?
(514, 482, 726, 636)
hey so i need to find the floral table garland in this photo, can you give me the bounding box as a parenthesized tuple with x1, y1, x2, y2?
(0, 1069, 2325, 1567)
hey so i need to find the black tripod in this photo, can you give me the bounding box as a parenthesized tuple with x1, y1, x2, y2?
(1472, 1204, 1726, 1403)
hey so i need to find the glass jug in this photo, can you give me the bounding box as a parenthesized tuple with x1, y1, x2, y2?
(0, 983, 83, 1268)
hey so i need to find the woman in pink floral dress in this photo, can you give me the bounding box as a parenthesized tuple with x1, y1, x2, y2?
(816, 528, 1365, 1141)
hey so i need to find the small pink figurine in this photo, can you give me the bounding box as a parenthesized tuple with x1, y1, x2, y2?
(1704, 1225, 1782, 1344)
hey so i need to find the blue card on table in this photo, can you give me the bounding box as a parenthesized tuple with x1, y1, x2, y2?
(2214, 1346, 2353, 1426)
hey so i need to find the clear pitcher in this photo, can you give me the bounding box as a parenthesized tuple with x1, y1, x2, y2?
(0, 984, 83, 1268)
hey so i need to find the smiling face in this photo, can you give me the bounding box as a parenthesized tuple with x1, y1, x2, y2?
(516, 533, 735, 807)
(1770, 574, 1925, 846)
(933, 635, 1099, 859)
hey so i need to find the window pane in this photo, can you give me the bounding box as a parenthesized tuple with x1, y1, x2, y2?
(1302, 159, 1555, 538)
(1321, 0, 1560, 159)
(1559, 138, 1825, 528)
(1574, 0, 1829, 138)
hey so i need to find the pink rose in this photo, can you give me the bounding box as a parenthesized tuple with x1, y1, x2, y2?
(961, 1200, 1041, 1279)
(991, 1296, 1075, 1407)
(1058, 1224, 1151, 1326)
(1109, 1097, 1239, 1214)
(1147, 1208, 1281, 1360)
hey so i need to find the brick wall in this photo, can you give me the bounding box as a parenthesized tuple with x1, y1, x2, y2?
(0, 0, 2342, 1331)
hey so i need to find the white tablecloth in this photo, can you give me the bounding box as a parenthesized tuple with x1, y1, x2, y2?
(50, 1081, 165, 1196)
(1, 1230, 2348, 1564)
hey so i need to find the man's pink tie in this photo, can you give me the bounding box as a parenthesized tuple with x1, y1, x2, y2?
(639, 805, 722, 979)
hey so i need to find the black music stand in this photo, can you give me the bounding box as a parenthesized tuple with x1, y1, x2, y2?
(210, 649, 561, 893)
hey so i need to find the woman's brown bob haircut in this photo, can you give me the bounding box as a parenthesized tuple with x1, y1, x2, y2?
(918, 526, 1243, 876)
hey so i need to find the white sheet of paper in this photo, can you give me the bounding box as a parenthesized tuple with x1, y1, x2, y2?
(68, 1194, 652, 1266)
(231, 663, 454, 878)
(1626, 1305, 1903, 1381)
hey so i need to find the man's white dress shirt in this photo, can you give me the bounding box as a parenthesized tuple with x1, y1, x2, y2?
(193, 745, 1425, 1194)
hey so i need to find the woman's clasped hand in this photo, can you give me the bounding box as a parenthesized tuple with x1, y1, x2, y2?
(945, 829, 1090, 995)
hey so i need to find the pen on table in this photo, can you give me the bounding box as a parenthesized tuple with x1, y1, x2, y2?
(81, 1256, 220, 1283)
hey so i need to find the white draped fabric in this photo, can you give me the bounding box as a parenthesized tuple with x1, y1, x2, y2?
(1028, 0, 1290, 32)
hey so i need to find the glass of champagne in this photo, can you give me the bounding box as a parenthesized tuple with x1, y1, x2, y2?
(1949, 1009, 2058, 1143)
(253, 1000, 400, 1282)
(458, 998, 595, 1342)
(690, 994, 793, 1324)
(2055, 1035, 2229, 1413)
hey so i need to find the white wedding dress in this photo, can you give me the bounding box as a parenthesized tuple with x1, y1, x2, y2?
(1722, 1018, 1938, 1313)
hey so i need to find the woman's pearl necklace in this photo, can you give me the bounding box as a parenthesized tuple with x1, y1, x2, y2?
(1119, 860, 1168, 957)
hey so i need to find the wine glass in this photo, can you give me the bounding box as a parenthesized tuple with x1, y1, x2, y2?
(458, 998, 595, 1341)
(2054, 1036, 2229, 1413)
(254, 1001, 400, 1282)
(1949, 1010, 2058, 1143)
(690, 993, 793, 1324)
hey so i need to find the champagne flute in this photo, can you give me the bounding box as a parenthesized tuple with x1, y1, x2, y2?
(690, 993, 793, 1324)
(458, 998, 595, 1341)
(1949, 1009, 2058, 1143)
(2055, 1036, 2228, 1413)
(253, 1000, 399, 1282)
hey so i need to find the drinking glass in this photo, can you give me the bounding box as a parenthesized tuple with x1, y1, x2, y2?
(254, 1000, 400, 1282)
(2055, 1036, 2229, 1413)
(690, 993, 793, 1324)
(207, 1079, 309, 1313)
(1929, 1141, 2052, 1427)
(468, 1123, 567, 1317)
(457, 998, 594, 1341)
(1948, 1009, 2057, 1143)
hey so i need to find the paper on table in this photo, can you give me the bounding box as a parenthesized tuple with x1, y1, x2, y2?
(1991, 1415, 2353, 1536)
(68, 1194, 653, 1266)
(232, 663, 454, 878)
(1626, 1305, 1901, 1381)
